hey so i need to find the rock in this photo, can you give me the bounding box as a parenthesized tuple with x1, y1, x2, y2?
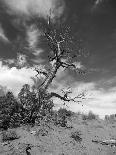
(30, 131, 36, 135)
(92, 139, 116, 146)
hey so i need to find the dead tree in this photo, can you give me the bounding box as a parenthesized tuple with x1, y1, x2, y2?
(33, 17, 86, 107)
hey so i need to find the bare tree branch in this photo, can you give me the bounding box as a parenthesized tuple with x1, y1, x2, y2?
(31, 16, 87, 106)
(61, 62, 86, 74)
(48, 90, 86, 103)
(35, 68, 48, 77)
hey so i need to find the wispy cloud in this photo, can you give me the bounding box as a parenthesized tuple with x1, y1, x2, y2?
(32, 49, 43, 56)
(95, 0, 103, 6)
(0, 24, 9, 43)
(3, 0, 65, 21)
(1, 59, 15, 65)
(92, 0, 106, 11)
(26, 24, 43, 57)
(26, 25, 40, 49)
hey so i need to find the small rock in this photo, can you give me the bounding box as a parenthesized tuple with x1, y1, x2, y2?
(30, 131, 36, 135)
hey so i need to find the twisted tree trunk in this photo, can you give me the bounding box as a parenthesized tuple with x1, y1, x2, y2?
(40, 61, 61, 91)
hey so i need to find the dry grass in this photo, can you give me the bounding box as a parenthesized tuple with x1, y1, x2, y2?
(0, 117, 116, 155)
(1, 129, 19, 142)
(71, 130, 82, 142)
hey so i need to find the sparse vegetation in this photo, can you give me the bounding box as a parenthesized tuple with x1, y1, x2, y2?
(36, 128, 48, 137)
(58, 108, 74, 118)
(71, 130, 82, 143)
(82, 111, 96, 120)
(105, 114, 116, 122)
(56, 108, 73, 127)
(0, 92, 21, 129)
(0, 1, 115, 155)
(1, 129, 19, 142)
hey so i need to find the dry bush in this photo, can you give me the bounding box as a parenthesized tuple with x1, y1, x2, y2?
(36, 128, 48, 137)
(55, 108, 74, 127)
(0, 92, 21, 130)
(82, 114, 88, 120)
(1, 129, 19, 142)
(71, 130, 82, 143)
(82, 111, 96, 120)
(58, 108, 73, 118)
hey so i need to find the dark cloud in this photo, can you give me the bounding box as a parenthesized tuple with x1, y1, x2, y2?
(0, 0, 116, 117)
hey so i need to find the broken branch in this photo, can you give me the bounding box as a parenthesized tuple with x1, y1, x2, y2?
(34, 69, 48, 77)
(48, 91, 86, 103)
(61, 62, 86, 74)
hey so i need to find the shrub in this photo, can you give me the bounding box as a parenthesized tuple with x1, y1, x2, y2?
(82, 111, 96, 120)
(56, 108, 73, 127)
(58, 108, 73, 118)
(71, 130, 82, 143)
(87, 111, 96, 120)
(82, 114, 88, 120)
(0, 92, 21, 129)
(36, 128, 48, 136)
(18, 84, 54, 125)
(2, 129, 19, 142)
(58, 115, 67, 127)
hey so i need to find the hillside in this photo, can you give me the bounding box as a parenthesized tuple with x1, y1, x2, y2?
(0, 116, 116, 155)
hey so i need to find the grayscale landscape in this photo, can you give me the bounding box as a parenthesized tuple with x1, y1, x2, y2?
(0, 0, 116, 154)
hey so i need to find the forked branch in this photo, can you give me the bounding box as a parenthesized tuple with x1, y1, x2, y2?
(48, 90, 86, 103)
(61, 62, 86, 74)
(32, 16, 87, 105)
(35, 69, 48, 77)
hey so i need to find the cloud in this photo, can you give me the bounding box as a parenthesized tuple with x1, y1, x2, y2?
(52, 81, 95, 112)
(95, 0, 103, 5)
(16, 53, 28, 67)
(0, 56, 116, 118)
(26, 25, 40, 49)
(104, 76, 116, 85)
(1, 49, 116, 119)
(73, 61, 86, 70)
(0, 85, 7, 96)
(84, 87, 116, 118)
(52, 75, 116, 118)
(0, 24, 9, 42)
(3, 0, 65, 21)
(26, 24, 44, 56)
(30, 58, 44, 64)
(32, 49, 43, 56)
(78, 80, 116, 118)
(1, 58, 15, 65)
(0, 61, 36, 95)
(1, 54, 28, 67)
(92, 0, 107, 11)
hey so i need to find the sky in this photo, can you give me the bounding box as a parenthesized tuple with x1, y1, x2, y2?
(0, 0, 116, 118)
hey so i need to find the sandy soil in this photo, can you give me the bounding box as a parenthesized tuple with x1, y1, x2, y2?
(0, 117, 116, 155)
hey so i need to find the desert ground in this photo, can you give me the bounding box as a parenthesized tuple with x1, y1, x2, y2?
(0, 115, 116, 155)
